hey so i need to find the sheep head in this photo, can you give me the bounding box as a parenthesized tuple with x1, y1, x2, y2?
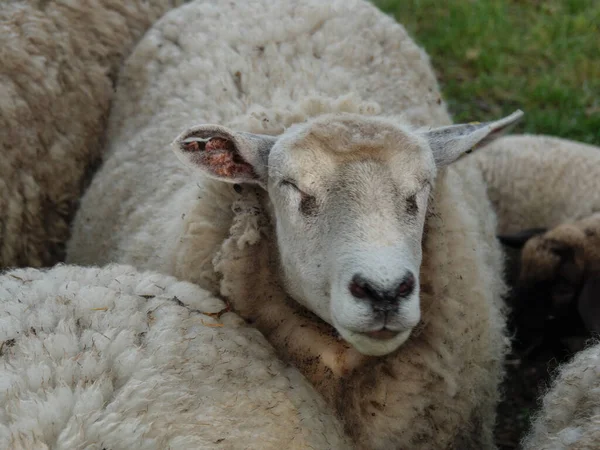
(499, 213, 600, 353)
(173, 110, 523, 356)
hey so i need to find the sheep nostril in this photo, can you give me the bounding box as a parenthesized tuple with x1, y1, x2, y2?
(350, 273, 416, 302)
(397, 272, 415, 298)
(349, 279, 368, 299)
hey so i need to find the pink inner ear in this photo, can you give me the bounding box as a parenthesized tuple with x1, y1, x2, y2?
(182, 136, 256, 179)
(205, 138, 231, 152)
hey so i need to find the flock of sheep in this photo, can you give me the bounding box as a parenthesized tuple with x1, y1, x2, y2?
(0, 0, 598, 449)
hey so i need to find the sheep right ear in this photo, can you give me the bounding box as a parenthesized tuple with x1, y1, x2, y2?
(171, 124, 278, 188)
(577, 275, 600, 334)
(420, 110, 524, 167)
(497, 228, 548, 249)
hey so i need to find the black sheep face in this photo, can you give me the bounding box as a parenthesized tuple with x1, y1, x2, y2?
(498, 226, 597, 356)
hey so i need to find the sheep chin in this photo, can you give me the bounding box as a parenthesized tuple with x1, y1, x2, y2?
(334, 323, 413, 356)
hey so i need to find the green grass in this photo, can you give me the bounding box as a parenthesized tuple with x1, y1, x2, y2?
(374, 0, 600, 145)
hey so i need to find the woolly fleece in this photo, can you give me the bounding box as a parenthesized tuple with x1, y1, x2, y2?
(522, 341, 600, 450)
(66, 1, 509, 448)
(0, 0, 184, 269)
(0, 264, 351, 449)
(467, 135, 600, 234)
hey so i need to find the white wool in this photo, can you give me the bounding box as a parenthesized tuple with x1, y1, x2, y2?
(522, 341, 600, 450)
(0, 264, 351, 449)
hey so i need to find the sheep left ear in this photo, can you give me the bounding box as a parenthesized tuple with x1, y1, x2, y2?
(171, 124, 278, 188)
(420, 110, 524, 167)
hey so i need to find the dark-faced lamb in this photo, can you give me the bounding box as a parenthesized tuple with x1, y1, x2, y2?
(499, 213, 600, 355)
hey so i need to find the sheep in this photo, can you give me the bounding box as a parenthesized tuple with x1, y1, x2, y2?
(465, 134, 600, 235)
(0, 263, 352, 450)
(207, 147, 517, 450)
(461, 134, 600, 354)
(497, 213, 600, 355)
(521, 340, 600, 450)
(0, 0, 185, 269)
(66, 0, 522, 447)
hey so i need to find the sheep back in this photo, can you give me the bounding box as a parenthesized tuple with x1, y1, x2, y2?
(0, 0, 184, 269)
(522, 341, 600, 450)
(463, 135, 600, 234)
(0, 264, 351, 449)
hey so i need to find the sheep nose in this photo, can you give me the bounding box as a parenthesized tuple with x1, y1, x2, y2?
(349, 272, 416, 303)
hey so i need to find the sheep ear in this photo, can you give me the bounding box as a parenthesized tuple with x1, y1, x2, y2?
(421, 110, 524, 167)
(171, 124, 278, 187)
(577, 275, 600, 334)
(497, 228, 548, 249)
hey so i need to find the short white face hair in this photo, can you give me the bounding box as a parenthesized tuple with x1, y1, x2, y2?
(173, 110, 523, 356)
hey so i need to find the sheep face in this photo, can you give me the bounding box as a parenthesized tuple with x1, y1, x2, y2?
(265, 116, 434, 356)
(173, 110, 523, 355)
(512, 228, 587, 350)
(499, 214, 600, 351)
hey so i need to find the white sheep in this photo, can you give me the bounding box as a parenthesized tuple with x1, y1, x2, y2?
(0, 264, 352, 449)
(67, 0, 519, 447)
(465, 134, 600, 235)
(521, 340, 600, 450)
(0, 0, 184, 268)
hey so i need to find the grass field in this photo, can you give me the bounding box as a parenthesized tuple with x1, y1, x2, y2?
(374, 0, 600, 145)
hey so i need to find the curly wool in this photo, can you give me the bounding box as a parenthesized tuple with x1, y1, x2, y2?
(522, 341, 600, 450)
(0, 0, 184, 269)
(0, 264, 351, 449)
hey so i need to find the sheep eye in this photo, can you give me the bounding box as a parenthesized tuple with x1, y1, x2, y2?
(281, 179, 301, 191)
(280, 180, 318, 217)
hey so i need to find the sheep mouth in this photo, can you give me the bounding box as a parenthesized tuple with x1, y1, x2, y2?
(362, 328, 401, 340)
